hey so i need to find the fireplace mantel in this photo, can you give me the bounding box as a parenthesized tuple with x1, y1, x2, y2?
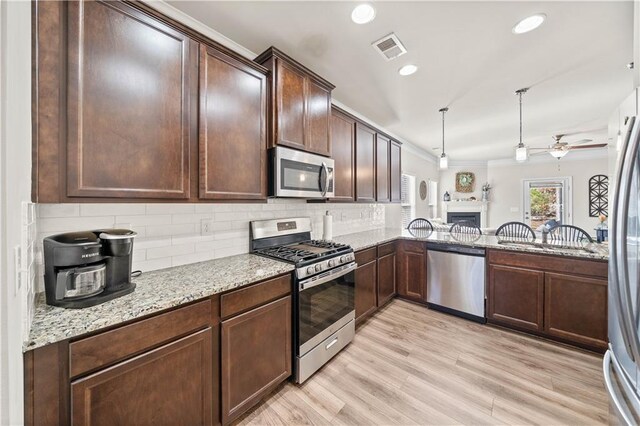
(442, 201, 489, 228)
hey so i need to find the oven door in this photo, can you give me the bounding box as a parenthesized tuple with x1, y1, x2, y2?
(273, 146, 334, 198)
(297, 262, 356, 355)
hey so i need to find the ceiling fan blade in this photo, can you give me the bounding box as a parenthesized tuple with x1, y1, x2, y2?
(528, 147, 551, 151)
(569, 143, 608, 150)
(529, 151, 550, 156)
(570, 138, 594, 145)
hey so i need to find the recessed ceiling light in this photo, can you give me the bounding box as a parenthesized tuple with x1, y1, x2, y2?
(512, 13, 546, 34)
(351, 3, 376, 24)
(398, 64, 418, 76)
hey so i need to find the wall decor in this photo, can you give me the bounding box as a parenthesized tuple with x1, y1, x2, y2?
(588, 174, 608, 217)
(419, 181, 427, 200)
(455, 172, 475, 193)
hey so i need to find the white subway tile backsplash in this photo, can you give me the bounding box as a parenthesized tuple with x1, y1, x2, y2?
(34, 201, 386, 285)
(81, 203, 146, 216)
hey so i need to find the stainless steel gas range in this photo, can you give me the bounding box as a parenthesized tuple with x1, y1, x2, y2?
(250, 217, 356, 383)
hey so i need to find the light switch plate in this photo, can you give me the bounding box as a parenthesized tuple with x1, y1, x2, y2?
(510, 207, 520, 213)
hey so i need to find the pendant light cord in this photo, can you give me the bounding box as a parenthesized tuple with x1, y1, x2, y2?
(439, 107, 448, 156)
(515, 88, 528, 147)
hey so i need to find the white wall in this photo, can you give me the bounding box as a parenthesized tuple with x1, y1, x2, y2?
(438, 163, 488, 218)
(487, 155, 608, 236)
(385, 145, 440, 227)
(0, 1, 34, 423)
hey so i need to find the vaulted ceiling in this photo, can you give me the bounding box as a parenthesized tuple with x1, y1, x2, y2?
(169, 1, 635, 161)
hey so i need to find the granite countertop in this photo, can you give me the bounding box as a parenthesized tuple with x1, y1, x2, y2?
(334, 228, 609, 261)
(25, 254, 293, 352)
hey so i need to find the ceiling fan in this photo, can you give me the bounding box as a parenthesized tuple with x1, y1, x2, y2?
(529, 134, 608, 159)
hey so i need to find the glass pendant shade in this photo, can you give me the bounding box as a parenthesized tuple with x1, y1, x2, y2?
(439, 153, 448, 169)
(515, 144, 528, 162)
(549, 149, 568, 159)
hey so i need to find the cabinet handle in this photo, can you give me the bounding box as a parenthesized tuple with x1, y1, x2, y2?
(325, 337, 338, 350)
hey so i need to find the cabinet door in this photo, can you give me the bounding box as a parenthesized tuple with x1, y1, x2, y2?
(71, 329, 213, 426)
(330, 109, 355, 201)
(390, 141, 402, 203)
(306, 80, 331, 156)
(544, 272, 608, 350)
(276, 61, 306, 149)
(221, 297, 292, 424)
(376, 134, 390, 202)
(397, 241, 427, 302)
(199, 45, 267, 200)
(488, 265, 544, 332)
(355, 124, 376, 202)
(66, 1, 196, 199)
(355, 260, 378, 323)
(377, 252, 396, 307)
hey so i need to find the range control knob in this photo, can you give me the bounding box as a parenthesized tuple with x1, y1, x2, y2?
(328, 259, 336, 267)
(306, 266, 314, 274)
(339, 256, 346, 263)
(315, 264, 322, 272)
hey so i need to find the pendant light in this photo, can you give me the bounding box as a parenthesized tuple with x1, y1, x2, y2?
(515, 88, 529, 162)
(439, 107, 449, 169)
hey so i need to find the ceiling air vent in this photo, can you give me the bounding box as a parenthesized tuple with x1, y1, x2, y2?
(372, 33, 407, 61)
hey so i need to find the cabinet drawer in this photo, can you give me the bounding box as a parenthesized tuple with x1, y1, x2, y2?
(402, 240, 426, 254)
(487, 249, 607, 279)
(355, 247, 377, 265)
(70, 299, 213, 378)
(221, 274, 291, 319)
(377, 241, 396, 257)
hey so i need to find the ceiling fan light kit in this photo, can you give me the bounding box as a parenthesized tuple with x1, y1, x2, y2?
(439, 107, 449, 170)
(549, 149, 568, 159)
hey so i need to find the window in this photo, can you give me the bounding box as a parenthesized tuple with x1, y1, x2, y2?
(522, 177, 572, 230)
(401, 174, 416, 228)
(428, 180, 438, 217)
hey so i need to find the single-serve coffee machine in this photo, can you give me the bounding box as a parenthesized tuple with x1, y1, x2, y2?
(43, 229, 137, 308)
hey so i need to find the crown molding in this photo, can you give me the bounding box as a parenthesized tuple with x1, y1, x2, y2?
(147, 1, 258, 59)
(487, 148, 609, 167)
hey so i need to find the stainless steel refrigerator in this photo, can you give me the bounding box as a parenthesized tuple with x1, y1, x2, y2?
(605, 108, 640, 424)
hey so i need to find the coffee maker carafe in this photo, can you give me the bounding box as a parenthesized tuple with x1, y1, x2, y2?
(43, 229, 137, 308)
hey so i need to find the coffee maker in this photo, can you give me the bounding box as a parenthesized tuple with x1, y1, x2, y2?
(43, 229, 137, 308)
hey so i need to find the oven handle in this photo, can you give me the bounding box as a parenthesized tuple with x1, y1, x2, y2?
(299, 263, 357, 291)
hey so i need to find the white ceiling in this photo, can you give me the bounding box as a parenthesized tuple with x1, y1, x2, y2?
(169, 1, 635, 161)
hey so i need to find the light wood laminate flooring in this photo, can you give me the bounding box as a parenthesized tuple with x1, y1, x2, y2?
(235, 299, 608, 425)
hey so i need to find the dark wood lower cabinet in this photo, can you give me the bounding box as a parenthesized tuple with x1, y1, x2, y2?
(487, 249, 608, 352)
(544, 272, 608, 350)
(355, 260, 378, 323)
(377, 251, 396, 307)
(488, 264, 544, 332)
(397, 241, 427, 303)
(71, 329, 213, 426)
(221, 296, 292, 424)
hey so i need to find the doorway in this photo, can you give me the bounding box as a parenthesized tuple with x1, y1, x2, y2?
(522, 177, 572, 230)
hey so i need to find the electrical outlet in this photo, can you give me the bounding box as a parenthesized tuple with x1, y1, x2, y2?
(201, 218, 213, 236)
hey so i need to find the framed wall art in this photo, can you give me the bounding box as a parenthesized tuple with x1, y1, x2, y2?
(455, 172, 475, 193)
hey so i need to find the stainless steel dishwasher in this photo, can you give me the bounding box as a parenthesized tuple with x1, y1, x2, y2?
(426, 243, 486, 323)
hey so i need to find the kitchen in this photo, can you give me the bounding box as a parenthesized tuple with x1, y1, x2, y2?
(1, 0, 639, 425)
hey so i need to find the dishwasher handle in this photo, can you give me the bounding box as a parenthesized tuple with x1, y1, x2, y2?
(426, 243, 486, 257)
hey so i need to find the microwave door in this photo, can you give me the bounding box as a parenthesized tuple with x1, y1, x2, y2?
(281, 159, 322, 197)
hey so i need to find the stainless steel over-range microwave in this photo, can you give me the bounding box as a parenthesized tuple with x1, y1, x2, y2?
(270, 146, 335, 198)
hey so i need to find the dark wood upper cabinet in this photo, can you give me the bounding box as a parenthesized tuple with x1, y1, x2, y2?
(544, 272, 608, 350)
(376, 134, 391, 203)
(71, 329, 213, 426)
(221, 296, 292, 424)
(330, 107, 355, 201)
(65, 1, 197, 199)
(390, 141, 402, 203)
(199, 44, 267, 200)
(397, 241, 427, 302)
(488, 264, 544, 332)
(355, 123, 376, 202)
(255, 47, 334, 157)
